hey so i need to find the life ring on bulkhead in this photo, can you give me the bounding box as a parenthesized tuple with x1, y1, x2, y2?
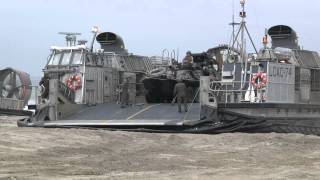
(251, 72, 267, 89)
(66, 75, 82, 91)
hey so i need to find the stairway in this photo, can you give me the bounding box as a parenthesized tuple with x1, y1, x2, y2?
(58, 82, 75, 104)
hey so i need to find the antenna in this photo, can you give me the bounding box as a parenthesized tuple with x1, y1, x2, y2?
(229, 15, 240, 48)
(78, 40, 88, 45)
(59, 32, 81, 47)
(227, 0, 240, 59)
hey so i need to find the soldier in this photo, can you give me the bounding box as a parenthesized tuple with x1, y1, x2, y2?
(182, 51, 194, 68)
(167, 65, 176, 79)
(120, 77, 129, 108)
(173, 79, 188, 113)
(186, 86, 194, 103)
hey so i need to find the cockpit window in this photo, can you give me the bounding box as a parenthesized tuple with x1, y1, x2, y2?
(47, 49, 85, 66)
(48, 51, 61, 65)
(72, 51, 83, 64)
(61, 51, 72, 65)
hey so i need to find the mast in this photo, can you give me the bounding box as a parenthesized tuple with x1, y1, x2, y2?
(229, 15, 240, 49)
(229, 0, 258, 89)
(240, 0, 246, 87)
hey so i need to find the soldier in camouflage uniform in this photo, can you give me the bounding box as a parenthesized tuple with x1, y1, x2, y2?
(173, 79, 188, 113)
(182, 51, 194, 69)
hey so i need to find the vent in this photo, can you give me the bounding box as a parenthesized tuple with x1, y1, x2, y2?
(268, 25, 299, 50)
(96, 32, 127, 54)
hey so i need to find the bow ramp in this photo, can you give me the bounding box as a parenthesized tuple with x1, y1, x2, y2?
(38, 103, 201, 128)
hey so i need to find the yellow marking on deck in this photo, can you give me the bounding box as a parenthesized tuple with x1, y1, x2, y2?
(126, 104, 161, 120)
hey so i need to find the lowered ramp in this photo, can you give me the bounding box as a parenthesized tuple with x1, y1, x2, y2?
(65, 103, 200, 121)
(25, 103, 201, 128)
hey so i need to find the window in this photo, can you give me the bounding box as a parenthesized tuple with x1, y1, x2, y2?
(48, 52, 61, 65)
(311, 69, 320, 91)
(72, 51, 83, 64)
(60, 51, 72, 65)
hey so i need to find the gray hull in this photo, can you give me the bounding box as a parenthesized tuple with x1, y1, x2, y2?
(18, 102, 320, 136)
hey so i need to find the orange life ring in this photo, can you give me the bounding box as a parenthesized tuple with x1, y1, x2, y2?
(251, 72, 267, 89)
(66, 75, 82, 91)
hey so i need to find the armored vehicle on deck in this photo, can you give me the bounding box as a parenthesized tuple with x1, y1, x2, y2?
(143, 51, 219, 103)
(142, 45, 240, 104)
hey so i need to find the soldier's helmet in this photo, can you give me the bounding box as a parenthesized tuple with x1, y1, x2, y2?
(186, 51, 191, 55)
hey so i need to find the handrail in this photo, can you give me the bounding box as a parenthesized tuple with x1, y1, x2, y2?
(209, 80, 266, 103)
(183, 88, 200, 121)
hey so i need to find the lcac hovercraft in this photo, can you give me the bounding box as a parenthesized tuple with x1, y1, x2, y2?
(19, 1, 320, 135)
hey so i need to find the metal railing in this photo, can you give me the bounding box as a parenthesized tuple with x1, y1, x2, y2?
(0, 97, 25, 110)
(209, 81, 267, 103)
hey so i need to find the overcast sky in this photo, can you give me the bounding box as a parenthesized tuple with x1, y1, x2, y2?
(0, 0, 320, 76)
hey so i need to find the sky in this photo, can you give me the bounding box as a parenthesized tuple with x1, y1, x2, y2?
(0, 0, 320, 77)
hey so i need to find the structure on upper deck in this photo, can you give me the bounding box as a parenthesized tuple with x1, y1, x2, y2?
(268, 25, 299, 50)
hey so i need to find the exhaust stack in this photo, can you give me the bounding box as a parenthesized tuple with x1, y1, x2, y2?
(268, 25, 299, 50)
(96, 32, 128, 55)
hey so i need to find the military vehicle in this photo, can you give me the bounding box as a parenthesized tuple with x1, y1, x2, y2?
(142, 45, 241, 104)
(19, 1, 320, 135)
(142, 49, 226, 103)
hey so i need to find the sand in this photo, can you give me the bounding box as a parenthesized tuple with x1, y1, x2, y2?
(0, 115, 320, 180)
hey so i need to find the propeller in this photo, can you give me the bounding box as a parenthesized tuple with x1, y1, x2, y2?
(1, 71, 24, 99)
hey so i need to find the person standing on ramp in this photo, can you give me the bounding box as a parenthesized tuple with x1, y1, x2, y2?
(120, 77, 130, 108)
(173, 79, 188, 113)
